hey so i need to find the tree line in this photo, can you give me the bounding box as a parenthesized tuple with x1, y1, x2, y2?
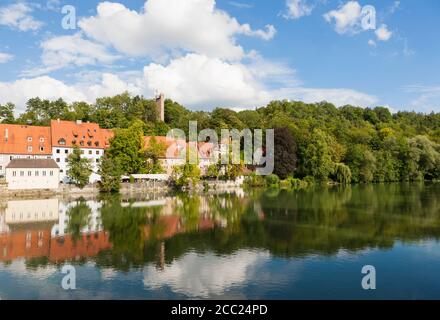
(1, 92, 439, 189)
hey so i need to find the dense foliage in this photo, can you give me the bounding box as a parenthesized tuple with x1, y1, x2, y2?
(66, 146, 93, 188)
(2, 94, 439, 183)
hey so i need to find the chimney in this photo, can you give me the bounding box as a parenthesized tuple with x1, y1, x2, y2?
(76, 120, 82, 125)
(155, 93, 165, 122)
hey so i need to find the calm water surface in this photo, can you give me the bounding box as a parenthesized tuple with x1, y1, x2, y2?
(0, 183, 440, 299)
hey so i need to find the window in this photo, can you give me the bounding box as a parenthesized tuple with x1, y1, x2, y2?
(27, 136, 32, 142)
(96, 159, 99, 163)
(65, 150, 68, 154)
(40, 146, 44, 152)
(39, 137, 44, 143)
(56, 149, 60, 154)
(88, 150, 92, 155)
(27, 146, 33, 152)
(27, 171, 31, 176)
(56, 158, 60, 163)
(60, 169, 64, 173)
(80, 150, 85, 155)
(50, 171, 53, 176)
(96, 150, 100, 155)
(20, 171, 24, 176)
(58, 138, 66, 145)
(42, 171, 46, 176)
(35, 171, 39, 176)
(80, 141, 84, 146)
(12, 171, 16, 177)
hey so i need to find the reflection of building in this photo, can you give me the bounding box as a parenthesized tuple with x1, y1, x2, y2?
(5, 159, 60, 190)
(51, 200, 102, 237)
(49, 232, 111, 263)
(5, 199, 59, 224)
(0, 198, 111, 263)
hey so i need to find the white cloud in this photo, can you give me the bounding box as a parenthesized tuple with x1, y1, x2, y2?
(143, 250, 270, 298)
(323, 1, 364, 35)
(78, 0, 275, 61)
(143, 53, 376, 109)
(368, 39, 376, 47)
(0, 52, 13, 63)
(22, 33, 121, 76)
(375, 24, 392, 41)
(0, 73, 144, 112)
(0, 53, 377, 112)
(143, 53, 272, 108)
(0, 2, 42, 31)
(285, 0, 314, 19)
(405, 85, 440, 113)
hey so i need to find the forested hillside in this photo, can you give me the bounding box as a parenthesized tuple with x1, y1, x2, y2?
(1, 92, 439, 183)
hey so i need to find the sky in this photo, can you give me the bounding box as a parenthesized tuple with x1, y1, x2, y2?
(0, 0, 439, 114)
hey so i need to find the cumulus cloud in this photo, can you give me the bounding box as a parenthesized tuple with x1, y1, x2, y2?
(143, 53, 376, 109)
(0, 52, 13, 63)
(0, 53, 377, 113)
(78, 0, 275, 61)
(375, 24, 392, 41)
(143, 53, 271, 108)
(0, 73, 145, 112)
(0, 2, 42, 31)
(22, 33, 121, 76)
(323, 1, 365, 35)
(285, 0, 314, 19)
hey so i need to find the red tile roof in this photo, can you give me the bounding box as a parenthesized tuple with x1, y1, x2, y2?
(50, 120, 113, 149)
(0, 124, 52, 155)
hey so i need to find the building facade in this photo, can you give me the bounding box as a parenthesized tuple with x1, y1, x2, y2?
(5, 159, 60, 190)
(50, 120, 113, 183)
(0, 124, 52, 177)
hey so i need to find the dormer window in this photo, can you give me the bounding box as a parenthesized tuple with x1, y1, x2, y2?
(27, 146, 33, 152)
(87, 141, 92, 146)
(95, 141, 100, 147)
(39, 137, 45, 143)
(27, 136, 32, 142)
(72, 140, 77, 145)
(80, 141, 84, 146)
(58, 138, 66, 145)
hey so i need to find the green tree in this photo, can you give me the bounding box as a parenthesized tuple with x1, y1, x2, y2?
(98, 153, 122, 193)
(67, 146, 93, 188)
(107, 120, 146, 174)
(172, 164, 201, 189)
(273, 127, 297, 179)
(144, 137, 166, 174)
(0, 103, 15, 123)
(303, 129, 335, 181)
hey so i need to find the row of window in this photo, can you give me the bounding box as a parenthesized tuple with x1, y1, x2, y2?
(27, 137, 45, 143)
(56, 149, 101, 155)
(26, 146, 45, 152)
(12, 170, 55, 177)
(56, 157, 99, 163)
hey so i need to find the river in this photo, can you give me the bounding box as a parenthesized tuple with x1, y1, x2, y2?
(0, 183, 439, 299)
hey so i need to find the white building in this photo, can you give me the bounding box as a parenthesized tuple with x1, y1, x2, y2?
(50, 119, 113, 184)
(5, 159, 60, 190)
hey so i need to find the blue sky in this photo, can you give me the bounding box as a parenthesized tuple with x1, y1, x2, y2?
(0, 0, 439, 113)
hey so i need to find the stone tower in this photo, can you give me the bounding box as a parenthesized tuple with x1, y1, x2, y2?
(155, 93, 165, 122)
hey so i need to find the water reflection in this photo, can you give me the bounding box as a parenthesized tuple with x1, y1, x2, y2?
(0, 183, 440, 299)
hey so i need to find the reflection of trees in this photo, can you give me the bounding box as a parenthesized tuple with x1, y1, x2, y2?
(60, 184, 440, 271)
(67, 198, 92, 242)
